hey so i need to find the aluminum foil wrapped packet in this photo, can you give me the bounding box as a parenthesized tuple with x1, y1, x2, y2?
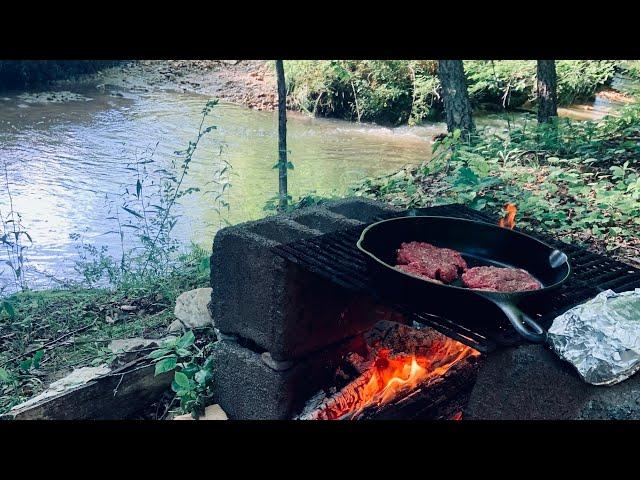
(548, 288, 640, 386)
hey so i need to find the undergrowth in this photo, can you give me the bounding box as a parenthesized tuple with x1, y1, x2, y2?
(285, 60, 620, 126)
(0, 100, 226, 417)
(353, 103, 640, 267)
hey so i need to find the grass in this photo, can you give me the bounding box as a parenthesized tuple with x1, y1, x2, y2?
(0, 245, 210, 415)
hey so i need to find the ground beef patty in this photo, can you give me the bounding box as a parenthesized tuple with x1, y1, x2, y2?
(395, 263, 444, 284)
(395, 241, 467, 283)
(462, 266, 541, 292)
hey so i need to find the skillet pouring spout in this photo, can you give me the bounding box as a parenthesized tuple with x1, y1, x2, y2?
(356, 215, 571, 343)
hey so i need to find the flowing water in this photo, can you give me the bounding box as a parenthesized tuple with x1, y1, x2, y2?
(0, 75, 635, 290)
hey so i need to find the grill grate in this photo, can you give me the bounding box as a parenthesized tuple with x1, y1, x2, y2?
(272, 204, 640, 353)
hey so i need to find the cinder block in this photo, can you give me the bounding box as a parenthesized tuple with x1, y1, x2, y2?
(211, 335, 367, 420)
(287, 207, 361, 233)
(210, 199, 399, 360)
(320, 197, 402, 223)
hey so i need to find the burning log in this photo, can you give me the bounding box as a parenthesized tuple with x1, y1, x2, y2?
(296, 321, 481, 420)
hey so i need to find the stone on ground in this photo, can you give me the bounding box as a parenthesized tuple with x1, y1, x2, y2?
(174, 287, 214, 329)
(466, 344, 640, 420)
(167, 319, 185, 333)
(108, 337, 161, 354)
(173, 404, 228, 421)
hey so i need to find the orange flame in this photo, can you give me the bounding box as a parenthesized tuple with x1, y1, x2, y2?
(499, 203, 517, 229)
(320, 340, 478, 419)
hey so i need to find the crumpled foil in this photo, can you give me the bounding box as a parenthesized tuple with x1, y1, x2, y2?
(548, 289, 640, 386)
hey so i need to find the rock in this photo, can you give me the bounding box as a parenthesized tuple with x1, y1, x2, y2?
(108, 337, 160, 354)
(167, 319, 185, 333)
(261, 352, 294, 372)
(173, 404, 228, 420)
(200, 404, 228, 420)
(466, 344, 640, 420)
(174, 288, 214, 329)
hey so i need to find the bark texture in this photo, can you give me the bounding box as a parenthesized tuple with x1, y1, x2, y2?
(438, 60, 475, 135)
(275, 60, 288, 210)
(537, 60, 558, 123)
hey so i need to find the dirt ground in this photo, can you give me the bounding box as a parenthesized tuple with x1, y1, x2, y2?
(66, 60, 278, 110)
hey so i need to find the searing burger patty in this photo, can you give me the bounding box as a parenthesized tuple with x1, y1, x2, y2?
(396, 241, 467, 283)
(462, 266, 541, 292)
(395, 263, 444, 284)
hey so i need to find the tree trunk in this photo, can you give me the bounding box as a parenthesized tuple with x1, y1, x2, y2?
(537, 60, 558, 123)
(438, 60, 474, 136)
(275, 60, 288, 210)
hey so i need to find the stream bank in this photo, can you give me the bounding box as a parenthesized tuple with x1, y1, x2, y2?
(63, 60, 278, 110)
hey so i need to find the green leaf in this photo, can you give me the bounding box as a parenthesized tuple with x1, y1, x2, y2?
(2, 301, 15, 319)
(19, 358, 32, 372)
(32, 350, 44, 369)
(0, 367, 9, 383)
(202, 356, 215, 371)
(148, 348, 170, 360)
(174, 371, 190, 389)
(176, 348, 192, 357)
(176, 331, 195, 349)
(181, 363, 199, 378)
(154, 356, 177, 376)
(122, 206, 144, 219)
(195, 369, 211, 386)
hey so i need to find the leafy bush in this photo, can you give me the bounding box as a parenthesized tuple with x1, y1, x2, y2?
(149, 330, 215, 417)
(354, 103, 640, 266)
(285, 60, 440, 126)
(0, 61, 121, 90)
(285, 60, 620, 126)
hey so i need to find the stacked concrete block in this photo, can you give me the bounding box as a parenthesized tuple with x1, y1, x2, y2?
(209, 198, 402, 419)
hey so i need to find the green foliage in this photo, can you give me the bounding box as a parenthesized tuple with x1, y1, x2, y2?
(0, 160, 32, 294)
(149, 330, 215, 417)
(0, 100, 223, 417)
(263, 192, 330, 214)
(0, 61, 121, 90)
(285, 60, 440, 126)
(619, 61, 640, 80)
(285, 60, 621, 126)
(0, 244, 211, 415)
(354, 103, 640, 266)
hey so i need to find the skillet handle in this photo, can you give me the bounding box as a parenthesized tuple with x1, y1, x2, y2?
(494, 301, 547, 343)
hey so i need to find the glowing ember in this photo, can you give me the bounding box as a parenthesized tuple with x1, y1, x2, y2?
(320, 338, 479, 420)
(498, 203, 517, 229)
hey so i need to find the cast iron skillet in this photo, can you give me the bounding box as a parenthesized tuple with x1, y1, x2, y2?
(356, 216, 571, 343)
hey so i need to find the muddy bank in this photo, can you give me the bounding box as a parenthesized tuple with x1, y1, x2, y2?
(59, 60, 278, 110)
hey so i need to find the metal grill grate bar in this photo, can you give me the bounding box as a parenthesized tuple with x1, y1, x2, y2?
(272, 204, 640, 352)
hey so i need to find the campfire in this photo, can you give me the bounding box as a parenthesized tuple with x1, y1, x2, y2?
(296, 321, 480, 420)
(498, 203, 517, 229)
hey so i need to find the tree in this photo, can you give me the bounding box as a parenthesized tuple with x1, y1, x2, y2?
(537, 60, 558, 123)
(437, 60, 474, 136)
(275, 60, 288, 211)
